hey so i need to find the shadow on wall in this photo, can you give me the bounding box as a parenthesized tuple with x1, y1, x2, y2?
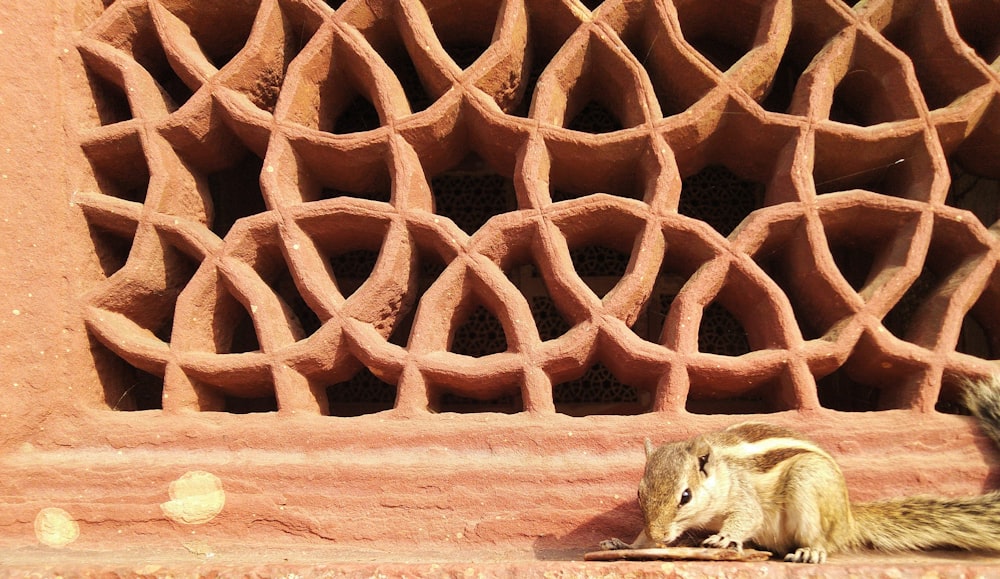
(531, 500, 643, 560)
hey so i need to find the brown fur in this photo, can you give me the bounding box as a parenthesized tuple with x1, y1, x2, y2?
(601, 375, 1000, 564)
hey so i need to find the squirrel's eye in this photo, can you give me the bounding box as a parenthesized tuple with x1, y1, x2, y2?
(679, 488, 692, 506)
(698, 454, 709, 473)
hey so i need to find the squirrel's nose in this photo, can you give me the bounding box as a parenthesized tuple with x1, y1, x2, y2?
(647, 523, 679, 546)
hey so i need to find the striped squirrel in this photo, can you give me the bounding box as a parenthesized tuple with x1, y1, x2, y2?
(600, 376, 1000, 563)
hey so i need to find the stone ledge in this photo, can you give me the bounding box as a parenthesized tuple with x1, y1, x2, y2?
(3, 547, 1000, 579)
(5, 410, 996, 575)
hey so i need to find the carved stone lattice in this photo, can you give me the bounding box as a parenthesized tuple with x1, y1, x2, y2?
(76, 0, 1000, 417)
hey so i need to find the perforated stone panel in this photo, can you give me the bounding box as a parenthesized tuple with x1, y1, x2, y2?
(75, 0, 1000, 420)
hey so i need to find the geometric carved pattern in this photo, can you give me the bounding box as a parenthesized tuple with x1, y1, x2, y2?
(76, 0, 1000, 416)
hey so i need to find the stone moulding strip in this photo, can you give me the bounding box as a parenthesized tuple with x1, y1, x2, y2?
(1, 411, 996, 558)
(73, 0, 1000, 417)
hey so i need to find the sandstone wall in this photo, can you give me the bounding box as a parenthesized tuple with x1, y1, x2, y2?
(2, 0, 1000, 569)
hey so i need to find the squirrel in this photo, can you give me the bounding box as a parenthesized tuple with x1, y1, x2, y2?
(600, 375, 1000, 563)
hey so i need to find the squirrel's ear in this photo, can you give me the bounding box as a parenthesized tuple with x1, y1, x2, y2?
(644, 438, 655, 458)
(690, 437, 712, 472)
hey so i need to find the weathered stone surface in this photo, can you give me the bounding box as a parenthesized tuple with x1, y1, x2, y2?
(4, 548, 1000, 578)
(1, 0, 1000, 574)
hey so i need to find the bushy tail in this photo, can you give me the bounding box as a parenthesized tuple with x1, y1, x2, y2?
(964, 374, 1000, 449)
(853, 492, 1000, 552)
(852, 375, 1000, 552)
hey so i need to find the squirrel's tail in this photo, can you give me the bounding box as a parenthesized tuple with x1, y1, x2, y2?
(852, 492, 1000, 552)
(964, 373, 1000, 449)
(851, 375, 1000, 552)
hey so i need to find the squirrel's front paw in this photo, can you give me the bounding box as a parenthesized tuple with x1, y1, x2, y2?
(598, 538, 632, 551)
(701, 534, 744, 552)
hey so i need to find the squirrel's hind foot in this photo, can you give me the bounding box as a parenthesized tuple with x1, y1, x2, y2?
(784, 547, 827, 564)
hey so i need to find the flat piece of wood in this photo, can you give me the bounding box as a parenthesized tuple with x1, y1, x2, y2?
(584, 547, 773, 562)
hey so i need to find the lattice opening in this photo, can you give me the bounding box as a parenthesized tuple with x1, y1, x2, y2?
(327, 367, 397, 417)
(318, 182, 392, 204)
(527, 1, 581, 57)
(934, 377, 973, 415)
(506, 43, 545, 118)
(752, 221, 834, 341)
(821, 206, 921, 299)
(272, 267, 322, 337)
(674, 0, 761, 72)
(248, 247, 322, 341)
(828, 34, 919, 126)
(123, 12, 194, 109)
(225, 394, 279, 414)
(88, 238, 199, 345)
(685, 394, 771, 415)
(956, 265, 1000, 360)
(817, 370, 881, 412)
(81, 64, 132, 125)
(759, 1, 847, 114)
(549, 36, 650, 133)
(430, 370, 524, 413)
(505, 260, 576, 342)
(569, 245, 630, 299)
(813, 132, 930, 200)
(152, 242, 201, 343)
(697, 302, 750, 357)
(82, 2, 196, 111)
(117, 370, 164, 411)
(635, 285, 678, 345)
(388, 248, 447, 348)
(92, 336, 164, 411)
(83, 131, 149, 204)
(436, 391, 522, 414)
(296, 211, 392, 303)
(686, 374, 783, 415)
(615, 4, 715, 117)
(678, 165, 764, 237)
(159, 0, 258, 70)
(548, 140, 649, 202)
(86, 223, 135, 278)
(882, 267, 941, 343)
(283, 30, 387, 135)
(957, 311, 996, 361)
(880, 4, 991, 110)
(354, 10, 436, 114)
(884, 214, 992, 346)
(946, 162, 1000, 228)
(289, 139, 393, 204)
(828, 243, 876, 294)
(333, 96, 382, 134)
(451, 305, 508, 357)
(206, 152, 267, 237)
(948, 0, 1000, 64)
(529, 294, 573, 342)
(424, 0, 500, 70)
(821, 339, 929, 411)
(330, 249, 380, 299)
(430, 154, 517, 235)
(553, 363, 648, 416)
(567, 101, 624, 134)
(224, 3, 322, 113)
(226, 298, 262, 354)
(951, 99, 1000, 180)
